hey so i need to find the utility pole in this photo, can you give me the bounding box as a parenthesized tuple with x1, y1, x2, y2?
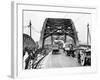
(28, 20, 32, 37)
(87, 23, 90, 45)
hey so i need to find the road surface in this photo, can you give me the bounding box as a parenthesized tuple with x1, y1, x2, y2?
(37, 49, 81, 69)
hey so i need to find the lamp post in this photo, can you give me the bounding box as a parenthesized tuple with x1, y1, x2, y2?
(28, 20, 32, 37)
(87, 24, 89, 45)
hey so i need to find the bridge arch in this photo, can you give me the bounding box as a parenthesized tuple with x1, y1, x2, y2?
(40, 18, 79, 48)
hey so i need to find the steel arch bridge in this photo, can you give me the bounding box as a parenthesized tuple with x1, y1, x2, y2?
(40, 18, 79, 48)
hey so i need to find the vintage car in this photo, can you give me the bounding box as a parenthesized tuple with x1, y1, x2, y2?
(64, 43, 75, 57)
(52, 45, 59, 55)
(77, 45, 91, 66)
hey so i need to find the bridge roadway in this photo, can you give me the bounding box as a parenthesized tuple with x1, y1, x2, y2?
(37, 49, 81, 69)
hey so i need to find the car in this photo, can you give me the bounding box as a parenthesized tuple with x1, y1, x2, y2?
(84, 48, 91, 65)
(52, 45, 59, 54)
(52, 49, 59, 54)
(77, 45, 91, 66)
(64, 44, 75, 57)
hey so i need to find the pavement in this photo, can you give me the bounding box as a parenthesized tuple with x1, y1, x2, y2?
(37, 49, 81, 69)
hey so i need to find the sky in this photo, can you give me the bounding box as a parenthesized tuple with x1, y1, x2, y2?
(23, 10, 91, 44)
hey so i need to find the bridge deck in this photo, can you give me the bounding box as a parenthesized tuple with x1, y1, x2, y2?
(37, 50, 81, 69)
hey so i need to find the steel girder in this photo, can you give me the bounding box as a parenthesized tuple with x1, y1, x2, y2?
(41, 18, 78, 48)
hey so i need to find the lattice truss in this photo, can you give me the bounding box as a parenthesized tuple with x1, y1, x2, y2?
(41, 18, 78, 48)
